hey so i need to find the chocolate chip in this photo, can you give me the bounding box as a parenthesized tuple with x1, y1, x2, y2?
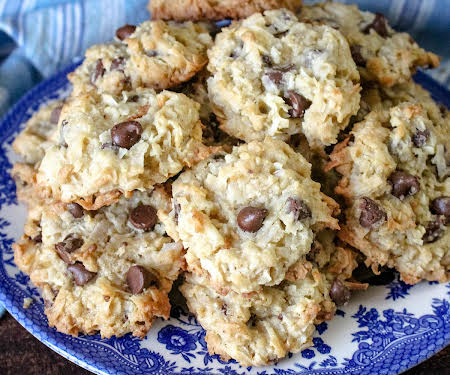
(55, 234, 84, 264)
(128, 95, 139, 102)
(32, 233, 42, 243)
(266, 71, 283, 84)
(350, 45, 366, 67)
(116, 24, 136, 40)
(389, 171, 420, 200)
(174, 203, 181, 224)
(262, 55, 272, 66)
(91, 59, 105, 83)
(237, 206, 268, 232)
(412, 129, 430, 147)
(431, 196, 450, 222)
(363, 13, 388, 38)
(50, 105, 63, 124)
(126, 265, 158, 294)
(287, 198, 311, 221)
(284, 91, 311, 118)
(330, 278, 351, 306)
(129, 205, 157, 230)
(68, 262, 96, 286)
(423, 216, 446, 243)
(111, 120, 143, 149)
(110, 57, 125, 71)
(146, 50, 158, 57)
(66, 203, 84, 218)
(221, 304, 228, 316)
(359, 197, 386, 228)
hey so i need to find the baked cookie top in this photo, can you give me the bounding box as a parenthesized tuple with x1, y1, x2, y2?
(298, 2, 439, 87)
(69, 20, 212, 94)
(12, 100, 64, 165)
(180, 267, 334, 366)
(13, 188, 185, 338)
(160, 138, 339, 294)
(207, 9, 360, 148)
(37, 88, 214, 209)
(149, 0, 303, 21)
(327, 102, 449, 284)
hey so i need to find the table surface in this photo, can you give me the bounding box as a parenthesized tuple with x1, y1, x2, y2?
(0, 312, 448, 375)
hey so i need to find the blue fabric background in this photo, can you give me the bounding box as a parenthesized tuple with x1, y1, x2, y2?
(0, 1, 448, 317)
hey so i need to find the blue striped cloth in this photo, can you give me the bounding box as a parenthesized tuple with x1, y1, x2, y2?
(0, 1, 449, 317)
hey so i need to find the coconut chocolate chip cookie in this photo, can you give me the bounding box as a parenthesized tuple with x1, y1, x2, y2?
(37, 88, 215, 209)
(11, 100, 65, 208)
(298, 2, 440, 87)
(149, 0, 303, 21)
(327, 103, 449, 284)
(207, 9, 360, 148)
(160, 138, 339, 294)
(179, 226, 364, 366)
(13, 188, 185, 338)
(180, 268, 334, 366)
(69, 20, 212, 95)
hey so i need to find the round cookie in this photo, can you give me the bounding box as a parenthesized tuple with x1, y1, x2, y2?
(180, 267, 335, 367)
(160, 138, 339, 294)
(37, 87, 215, 209)
(149, 0, 303, 21)
(298, 2, 439, 87)
(207, 9, 361, 148)
(13, 188, 185, 338)
(69, 20, 212, 95)
(12, 100, 64, 165)
(327, 103, 449, 284)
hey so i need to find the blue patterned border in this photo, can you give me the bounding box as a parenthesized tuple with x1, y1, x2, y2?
(0, 64, 449, 375)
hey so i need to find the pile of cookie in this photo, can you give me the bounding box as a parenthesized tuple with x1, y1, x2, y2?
(11, 0, 448, 367)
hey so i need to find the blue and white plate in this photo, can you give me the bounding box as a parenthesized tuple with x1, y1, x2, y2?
(0, 64, 449, 375)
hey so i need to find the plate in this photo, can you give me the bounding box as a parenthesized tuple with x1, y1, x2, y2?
(0, 63, 449, 375)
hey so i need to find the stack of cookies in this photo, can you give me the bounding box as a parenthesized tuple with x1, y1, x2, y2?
(11, 0, 448, 367)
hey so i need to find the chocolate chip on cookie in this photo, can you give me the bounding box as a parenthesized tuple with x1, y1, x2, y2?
(389, 171, 420, 200)
(359, 197, 386, 228)
(90, 59, 105, 83)
(116, 24, 136, 41)
(423, 216, 446, 243)
(412, 129, 430, 147)
(110, 57, 125, 71)
(111, 120, 143, 149)
(330, 278, 351, 306)
(68, 262, 96, 286)
(431, 196, 450, 222)
(126, 265, 158, 294)
(50, 105, 63, 124)
(55, 234, 84, 264)
(284, 91, 311, 118)
(287, 198, 311, 221)
(129, 205, 157, 230)
(363, 13, 388, 38)
(350, 45, 366, 67)
(66, 203, 84, 219)
(237, 207, 268, 232)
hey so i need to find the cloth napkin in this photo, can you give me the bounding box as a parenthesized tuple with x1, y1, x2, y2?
(0, 1, 449, 318)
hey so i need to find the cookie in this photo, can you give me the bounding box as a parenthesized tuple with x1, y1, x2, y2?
(327, 102, 449, 284)
(12, 100, 64, 165)
(207, 9, 360, 148)
(176, 69, 241, 150)
(180, 267, 334, 366)
(160, 138, 339, 294)
(37, 88, 215, 209)
(149, 0, 303, 21)
(13, 188, 185, 338)
(298, 2, 440, 87)
(69, 20, 212, 95)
